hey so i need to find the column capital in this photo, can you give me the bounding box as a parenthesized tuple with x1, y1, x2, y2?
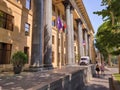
(62, 0, 72, 9)
(75, 18, 83, 24)
(70, 5, 74, 10)
(88, 34, 91, 37)
(70, 5, 74, 13)
(83, 28, 88, 32)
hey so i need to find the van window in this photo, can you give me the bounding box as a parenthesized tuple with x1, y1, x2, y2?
(81, 58, 87, 60)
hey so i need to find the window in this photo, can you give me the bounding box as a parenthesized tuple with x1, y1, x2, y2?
(16, 0, 19, 2)
(0, 10, 14, 31)
(64, 41, 66, 47)
(64, 54, 66, 63)
(24, 47, 29, 63)
(58, 9, 60, 16)
(52, 20, 56, 27)
(58, 53, 60, 62)
(25, 23, 30, 36)
(0, 42, 12, 64)
(52, 51, 54, 62)
(16, 0, 20, 3)
(58, 38, 60, 46)
(83, 29, 85, 40)
(26, 0, 31, 10)
(74, 35, 76, 40)
(52, 4, 55, 12)
(74, 46, 76, 52)
(62, 15, 65, 21)
(52, 35, 55, 44)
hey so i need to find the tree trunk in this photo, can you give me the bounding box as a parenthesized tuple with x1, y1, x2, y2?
(108, 54, 112, 66)
(118, 55, 120, 74)
(108, 0, 115, 26)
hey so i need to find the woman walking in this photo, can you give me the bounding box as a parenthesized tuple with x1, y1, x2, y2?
(95, 64, 100, 77)
(100, 63, 105, 75)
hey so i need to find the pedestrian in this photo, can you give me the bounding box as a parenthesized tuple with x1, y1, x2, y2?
(95, 64, 100, 77)
(95, 60, 98, 64)
(100, 63, 105, 75)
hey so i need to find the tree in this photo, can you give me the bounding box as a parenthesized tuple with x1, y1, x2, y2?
(94, 0, 120, 25)
(94, 0, 120, 55)
(94, 0, 120, 73)
(95, 21, 115, 65)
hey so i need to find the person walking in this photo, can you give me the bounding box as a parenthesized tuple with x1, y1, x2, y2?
(100, 63, 105, 75)
(95, 64, 100, 77)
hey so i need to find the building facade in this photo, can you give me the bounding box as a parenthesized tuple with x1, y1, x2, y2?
(0, 0, 96, 70)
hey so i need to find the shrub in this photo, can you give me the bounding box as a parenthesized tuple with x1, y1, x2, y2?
(11, 51, 28, 67)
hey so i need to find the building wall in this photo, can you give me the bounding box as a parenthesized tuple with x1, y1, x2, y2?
(74, 42, 79, 63)
(0, 0, 95, 70)
(52, 27, 58, 67)
(0, 0, 32, 70)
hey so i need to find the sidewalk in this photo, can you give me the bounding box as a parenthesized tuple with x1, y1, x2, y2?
(84, 67, 118, 90)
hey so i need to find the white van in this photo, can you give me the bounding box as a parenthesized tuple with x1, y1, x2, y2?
(79, 56, 90, 65)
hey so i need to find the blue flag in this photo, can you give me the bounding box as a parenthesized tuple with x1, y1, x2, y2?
(57, 16, 63, 31)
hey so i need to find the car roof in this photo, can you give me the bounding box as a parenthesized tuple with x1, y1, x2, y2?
(81, 56, 89, 58)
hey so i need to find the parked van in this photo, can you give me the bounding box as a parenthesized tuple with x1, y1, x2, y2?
(79, 56, 90, 65)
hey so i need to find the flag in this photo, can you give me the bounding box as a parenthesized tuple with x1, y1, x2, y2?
(63, 22, 67, 33)
(56, 16, 63, 31)
(83, 40, 86, 46)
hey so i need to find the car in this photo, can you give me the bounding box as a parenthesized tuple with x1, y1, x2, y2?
(79, 56, 90, 65)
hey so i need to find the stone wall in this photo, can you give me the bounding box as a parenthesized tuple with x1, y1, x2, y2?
(0, 65, 94, 90)
(109, 77, 120, 90)
(30, 65, 94, 90)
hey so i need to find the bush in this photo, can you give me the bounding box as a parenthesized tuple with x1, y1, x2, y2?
(11, 51, 28, 67)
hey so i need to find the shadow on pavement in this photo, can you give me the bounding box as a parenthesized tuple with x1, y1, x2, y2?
(90, 78, 108, 83)
(85, 84, 109, 90)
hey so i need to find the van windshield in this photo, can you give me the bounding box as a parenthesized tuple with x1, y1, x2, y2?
(81, 58, 87, 60)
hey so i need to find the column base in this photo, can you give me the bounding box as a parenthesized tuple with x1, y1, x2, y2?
(66, 63, 79, 67)
(24, 64, 54, 72)
(24, 65, 43, 72)
(44, 64, 53, 70)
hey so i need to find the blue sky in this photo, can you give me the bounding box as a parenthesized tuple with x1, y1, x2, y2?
(83, 0, 105, 35)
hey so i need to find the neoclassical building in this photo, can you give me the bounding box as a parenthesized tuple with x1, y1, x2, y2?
(0, 0, 96, 70)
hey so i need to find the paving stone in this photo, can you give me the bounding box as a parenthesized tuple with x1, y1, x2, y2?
(84, 67, 118, 90)
(0, 65, 95, 90)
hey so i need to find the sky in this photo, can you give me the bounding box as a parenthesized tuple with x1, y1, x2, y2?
(83, 0, 105, 35)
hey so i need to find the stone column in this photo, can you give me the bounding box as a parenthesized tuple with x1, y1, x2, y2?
(61, 32, 64, 66)
(59, 33, 62, 68)
(63, 1, 72, 65)
(89, 35, 92, 59)
(85, 30, 88, 56)
(44, 0, 53, 68)
(83, 30, 85, 56)
(70, 6, 75, 64)
(76, 19, 84, 58)
(31, 0, 44, 67)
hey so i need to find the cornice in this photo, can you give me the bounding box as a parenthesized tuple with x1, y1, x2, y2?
(74, 0, 94, 33)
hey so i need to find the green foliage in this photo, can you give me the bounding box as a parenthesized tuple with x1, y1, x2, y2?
(110, 49, 120, 55)
(113, 73, 120, 83)
(11, 51, 28, 66)
(94, 0, 120, 56)
(94, 0, 120, 22)
(95, 39, 108, 60)
(95, 21, 111, 59)
(110, 0, 120, 17)
(95, 20, 120, 56)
